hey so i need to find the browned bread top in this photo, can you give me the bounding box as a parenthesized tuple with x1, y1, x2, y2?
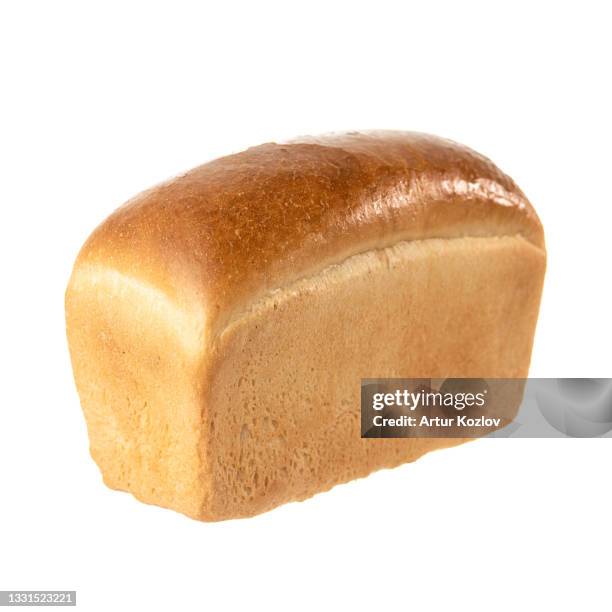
(73, 131, 544, 335)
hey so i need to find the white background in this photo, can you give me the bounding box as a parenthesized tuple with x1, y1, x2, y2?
(1, 1, 610, 610)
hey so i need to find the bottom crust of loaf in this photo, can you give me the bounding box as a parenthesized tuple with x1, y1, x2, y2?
(66, 235, 545, 520)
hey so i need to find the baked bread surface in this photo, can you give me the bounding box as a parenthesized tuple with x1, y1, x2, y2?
(76, 131, 543, 334)
(66, 131, 546, 520)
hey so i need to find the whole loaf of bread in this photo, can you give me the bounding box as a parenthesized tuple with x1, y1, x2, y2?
(65, 131, 546, 520)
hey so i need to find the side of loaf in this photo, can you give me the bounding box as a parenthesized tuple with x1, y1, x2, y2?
(65, 131, 546, 520)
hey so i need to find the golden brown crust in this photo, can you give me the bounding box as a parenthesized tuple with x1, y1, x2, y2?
(202, 235, 545, 520)
(67, 131, 547, 520)
(76, 131, 544, 335)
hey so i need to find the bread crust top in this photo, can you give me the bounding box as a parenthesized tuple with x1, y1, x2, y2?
(74, 131, 545, 333)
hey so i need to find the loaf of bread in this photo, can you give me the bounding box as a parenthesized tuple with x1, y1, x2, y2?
(65, 131, 546, 521)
